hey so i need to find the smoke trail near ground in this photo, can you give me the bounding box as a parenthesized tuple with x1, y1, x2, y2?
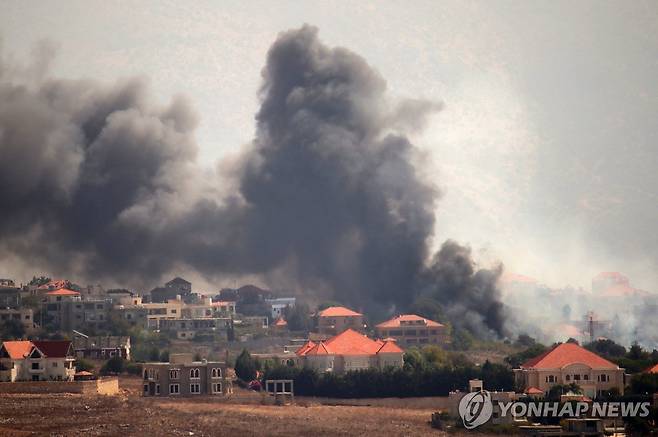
(0, 26, 508, 336)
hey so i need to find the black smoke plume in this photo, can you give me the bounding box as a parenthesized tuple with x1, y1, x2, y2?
(0, 26, 508, 336)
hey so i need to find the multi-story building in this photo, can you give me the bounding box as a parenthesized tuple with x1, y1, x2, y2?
(296, 328, 404, 374)
(73, 335, 131, 360)
(142, 353, 232, 397)
(0, 308, 38, 333)
(315, 306, 365, 336)
(148, 277, 193, 303)
(159, 318, 231, 340)
(374, 314, 449, 347)
(112, 305, 148, 329)
(513, 342, 625, 398)
(43, 288, 110, 331)
(265, 297, 296, 320)
(0, 340, 76, 382)
(142, 298, 185, 329)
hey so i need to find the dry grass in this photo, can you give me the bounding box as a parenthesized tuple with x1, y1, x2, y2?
(0, 377, 473, 436)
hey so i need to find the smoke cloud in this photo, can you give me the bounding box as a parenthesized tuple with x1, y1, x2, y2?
(0, 26, 508, 336)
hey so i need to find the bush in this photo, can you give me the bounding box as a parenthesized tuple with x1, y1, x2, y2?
(74, 358, 95, 372)
(101, 356, 126, 375)
(126, 362, 143, 375)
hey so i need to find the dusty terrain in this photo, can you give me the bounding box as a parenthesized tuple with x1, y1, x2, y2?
(0, 377, 456, 436)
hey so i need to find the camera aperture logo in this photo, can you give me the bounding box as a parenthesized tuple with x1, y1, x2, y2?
(459, 390, 493, 429)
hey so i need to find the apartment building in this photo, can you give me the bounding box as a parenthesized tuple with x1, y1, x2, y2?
(43, 288, 110, 331)
(0, 340, 76, 382)
(0, 307, 38, 334)
(374, 314, 449, 347)
(142, 353, 232, 397)
(513, 342, 626, 398)
(315, 306, 365, 336)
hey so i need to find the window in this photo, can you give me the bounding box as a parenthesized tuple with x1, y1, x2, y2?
(143, 384, 149, 394)
(190, 368, 200, 379)
(574, 374, 581, 381)
(52, 362, 58, 367)
(169, 384, 180, 395)
(190, 383, 201, 394)
(211, 368, 221, 378)
(170, 369, 179, 380)
(584, 374, 589, 381)
(566, 375, 571, 381)
(212, 383, 222, 394)
(32, 362, 40, 370)
(546, 375, 556, 383)
(155, 384, 160, 395)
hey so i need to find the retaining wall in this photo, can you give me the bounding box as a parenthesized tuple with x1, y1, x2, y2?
(0, 377, 119, 395)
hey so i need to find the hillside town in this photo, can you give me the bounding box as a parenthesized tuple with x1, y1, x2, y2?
(1, 272, 658, 434)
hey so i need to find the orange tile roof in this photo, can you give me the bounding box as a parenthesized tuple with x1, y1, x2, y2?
(377, 340, 404, 354)
(295, 340, 317, 356)
(46, 288, 80, 296)
(646, 363, 658, 374)
(317, 306, 362, 317)
(301, 329, 404, 357)
(274, 318, 288, 327)
(521, 343, 619, 370)
(1, 341, 33, 359)
(525, 387, 543, 395)
(375, 314, 444, 329)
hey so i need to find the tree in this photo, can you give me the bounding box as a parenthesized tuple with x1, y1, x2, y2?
(585, 338, 626, 357)
(505, 343, 547, 368)
(28, 276, 50, 286)
(451, 329, 474, 351)
(159, 350, 169, 362)
(566, 337, 579, 344)
(101, 356, 126, 374)
(284, 303, 311, 332)
(516, 334, 536, 348)
(235, 349, 257, 381)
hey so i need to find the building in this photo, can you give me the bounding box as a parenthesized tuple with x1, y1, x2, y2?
(374, 314, 449, 347)
(142, 353, 232, 397)
(0, 308, 38, 333)
(0, 279, 15, 287)
(142, 298, 185, 329)
(513, 342, 625, 398)
(0, 340, 76, 382)
(265, 297, 296, 320)
(149, 277, 193, 303)
(73, 336, 131, 360)
(0, 286, 21, 308)
(315, 306, 365, 335)
(112, 305, 148, 329)
(43, 288, 110, 331)
(296, 328, 403, 374)
(158, 318, 231, 340)
(645, 363, 658, 374)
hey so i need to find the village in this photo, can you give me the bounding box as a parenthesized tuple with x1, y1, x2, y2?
(1, 274, 657, 435)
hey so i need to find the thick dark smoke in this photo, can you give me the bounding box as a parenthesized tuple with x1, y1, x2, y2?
(0, 26, 508, 336)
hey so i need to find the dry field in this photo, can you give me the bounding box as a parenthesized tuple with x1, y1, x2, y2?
(0, 377, 471, 436)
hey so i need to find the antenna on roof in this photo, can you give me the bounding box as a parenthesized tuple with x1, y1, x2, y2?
(72, 330, 88, 339)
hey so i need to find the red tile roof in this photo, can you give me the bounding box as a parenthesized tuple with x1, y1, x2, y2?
(32, 340, 73, 358)
(375, 314, 444, 329)
(1, 341, 33, 359)
(521, 343, 619, 370)
(317, 306, 362, 317)
(300, 329, 403, 356)
(646, 363, 658, 374)
(46, 288, 80, 296)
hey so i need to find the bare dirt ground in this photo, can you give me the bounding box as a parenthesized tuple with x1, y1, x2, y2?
(0, 377, 466, 436)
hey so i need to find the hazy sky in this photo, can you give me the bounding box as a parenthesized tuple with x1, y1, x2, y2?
(2, 0, 657, 291)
